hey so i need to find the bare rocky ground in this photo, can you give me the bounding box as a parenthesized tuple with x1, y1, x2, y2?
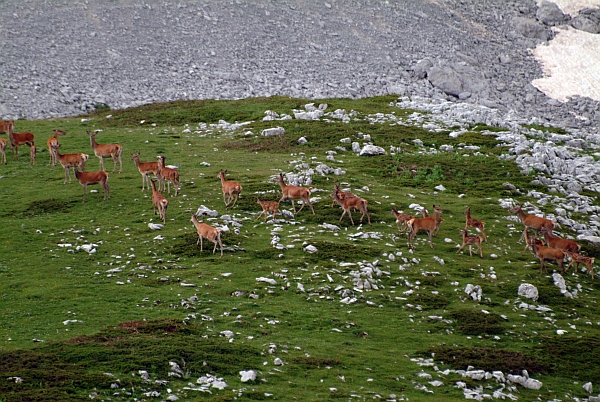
(0, 0, 599, 134)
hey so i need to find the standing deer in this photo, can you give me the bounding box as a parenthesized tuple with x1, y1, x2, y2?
(190, 214, 223, 256)
(217, 169, 241, 209)
(131, 151, 161, 192)
(277, 173, 314, 214)
(566, 252, 595, 280)
(256, 198, 280, 222)
(456, 229, 483, 258)
(7, 125, 34, 161)
(509, 204, 555, 243)
(150, 179, 168, 224)
(52, 143, 89, 184)
(0, 120, 14, 135)
(73, 167, 109, 202)
(407, 205, 443, 249)
(539, 228, 581, 254)
(463, 207, 487, 243)
(157, 156, 180, 196)
(330, 189, 370, 226)
(47, 129, 66, 166)
(526, 231, 565, 275)
(88, 130, 123, 173)
(330, 183, 357, 207)
(391, 209, 414, 232)
(0, 138, 7, 164)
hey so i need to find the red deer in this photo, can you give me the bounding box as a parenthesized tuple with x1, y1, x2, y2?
(73, 167, 109, 202)
(157, 156, 180, 197)
(391, 209, 414, 232)
(0, 138, 7, 164)
(566, 252, 595, 280)
(456, 229, 483, 258)
(330, 183, 357, 207)
(407, 205, 443, 249)
(539, 228, 581, 254)
(217, 169, 242, 209)
(88, 130, 123, 173)
(7, 126, 34, 161)
(0, 120, 14, 135)
(256, 198, 280, 222)
(527, 232, 565, 275)
(509, 204, 555, 243)
(52, 143, 88, 184)
(463, 207, 487, 243)
(190, 214, 223, 256)
(47, 129, 66, 166)
(150, 179, 168, 224)
(277, 173, 314, 214)
(131, 151, 161, 192)
(330, 189, 370, 226)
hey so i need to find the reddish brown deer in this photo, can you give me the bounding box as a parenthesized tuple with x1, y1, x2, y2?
(330, 189, 370, 226)
(509, 204, 555, 243)
(7, 126, 34, 161)
(52, 143, 89, 184)
(150, 179, 168, 224)
(88, 130, 123, 173)
(456, 229, 483, 258)
(391, 209, 414, 232)
(47, 129, 66, 166)
(0, 138, 7, 164)
(522, 228, 545, 253)
(131, 151, 161, 192)
(527, 231, 565, 275)
(566, 252, 595, 280)
(73, 167, 109, 202)
(407, 205, 443, 249)
(0, 120, 14, 135)
(256, 198, 280, 222)
(277, 173, 314, 214)
(463, 207, 487, 243)
(329, 183, 357, 207)
(217, 169, 242, 209)
(539, 228, 581, 254)
(190, 214, 223, 256)
(157, 156, 180, 197)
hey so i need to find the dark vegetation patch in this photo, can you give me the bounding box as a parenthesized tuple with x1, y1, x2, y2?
(449, 309, 505, 335)
(167, 232, 237, 258)
(535, 283, 586, 308)
(408, 292, 450, 310)
(304, 240, 382, 262)
(537, 335, 600, 383)
(0, 319, 262, 401)
(289, 356, 343, 369)
(15, 198, 74, 217)
(417, 346, 548, 375)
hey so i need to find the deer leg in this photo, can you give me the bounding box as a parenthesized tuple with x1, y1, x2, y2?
(291, 200, 297, 213)
(82, 184, 87, 202)
(200, 236, 204, 252)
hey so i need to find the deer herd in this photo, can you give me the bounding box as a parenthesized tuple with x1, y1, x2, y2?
(0, 119, 595, 278)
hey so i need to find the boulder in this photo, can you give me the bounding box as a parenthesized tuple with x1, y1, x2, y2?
(571, 8, 600, 33)
(517, 283, 539, 301)
(261, 127, 285, 136)
(536, 1, 569, 26)
(359, 145, 386, 156)
(512, 16, 548, 40)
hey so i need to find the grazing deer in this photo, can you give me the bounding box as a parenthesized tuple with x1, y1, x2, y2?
(456, 229, 483, 258)
(217, 169, 242, 209)
(391, 209, 414, 232)
(150, 179, 168, 224)
(47, 129, 66, 166)
(509, 204, 555, 243)
(157, 156, 180, 197)
(539, 228, 581, 254)
(526, 231, 565, 275)
(0, 138, 7, 164)
(88, 130, 123, 173)
(131, 151, 161, 192)
(329, 183, 357, 207)
(330, 189, 370, 226)
(407, 205, 443, 249)
(463, 207, 487, 243)
(52, 143, 89, 184)
(7, 126, 34, 161)
(73, 167, 109, 202)
(566, 252, 595, 280)
(277, 173, 314, 214)
(0, 120, 14, 135)
(190, 214, 223, 256)
(256, 198, 280, 222)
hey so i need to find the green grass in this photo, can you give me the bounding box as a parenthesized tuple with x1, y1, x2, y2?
(0, 96, 599, 401)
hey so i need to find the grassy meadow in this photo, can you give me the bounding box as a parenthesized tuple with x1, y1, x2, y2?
(0, 96, 599, 401)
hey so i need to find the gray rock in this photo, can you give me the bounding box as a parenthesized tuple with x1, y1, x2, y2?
(536, 1, 569, 26)
(359, 145, 386, 156)
(262, 127, 285, 137)
(571, 8, 600, 33)
(517, 283, 539, 301)
(512, 16, 548, 40)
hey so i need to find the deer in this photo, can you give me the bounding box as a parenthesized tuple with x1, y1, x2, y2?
(217, 169, 242, 209)
(0, 138, 7, 164)
(0, 120, 14, 135)
(73, 167, 109, 202)
(330, 189, 370, 226)
(7, 125, 34, 161)
(509, 204, 555, 244)
(407, 205, 443, 249)
(157, 156, 180, 197)
(52, 143, 89, 184)
(190, 214, 223, 257)
(456, 229, 483, 258)
(566, 252, 595, 280)
(150, 179, 168, 224)
(526, 231, 565, 275)
(422, 206, 444, 236)
(47, 129, 66, 166)
(256, 198, 280, 222)
(277, 173, 314, 214)
(522, 228, 545, 253)
(131, 151, 161, 192)
(539, 227, 581, 254)
(463, 207, 487, 243)
(88, 130, 123, 173)
(391, 209, 415, 232)
(330, 183, 357, 207)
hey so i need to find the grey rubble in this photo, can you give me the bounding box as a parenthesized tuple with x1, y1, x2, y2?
(0, 0, 598, 134)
